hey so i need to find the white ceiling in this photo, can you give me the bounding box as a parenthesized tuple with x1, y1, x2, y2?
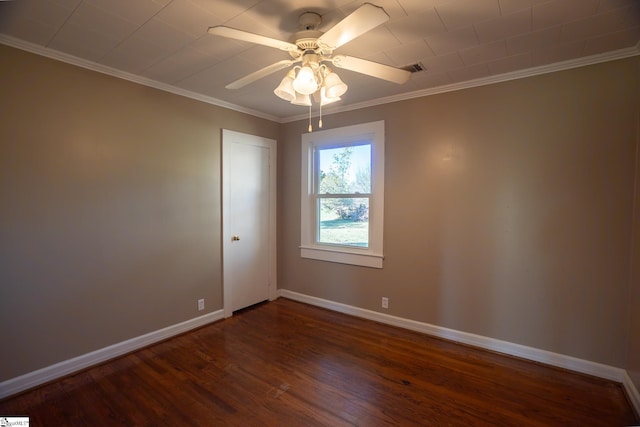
(1, 0, 639, 121)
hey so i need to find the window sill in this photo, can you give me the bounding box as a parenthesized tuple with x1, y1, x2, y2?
(300, 246, 383, 269)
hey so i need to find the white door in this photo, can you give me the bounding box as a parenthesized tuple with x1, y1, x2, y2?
(222, 130, 276, 317)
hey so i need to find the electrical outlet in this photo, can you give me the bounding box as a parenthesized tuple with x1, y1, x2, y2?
(381, 297, 389, 309)
(198, 298, 205, 311)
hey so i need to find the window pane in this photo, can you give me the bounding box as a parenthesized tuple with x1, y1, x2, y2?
(318, 144, 371, 194)
(318, 198, 369, 247)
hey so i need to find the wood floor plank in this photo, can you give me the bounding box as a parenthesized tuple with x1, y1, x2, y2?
(1, 298, 637, 426)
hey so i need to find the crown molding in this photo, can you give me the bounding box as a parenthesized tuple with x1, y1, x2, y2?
(2, 34, 638, 125)
(0, 34, 280, 123)
(282, 42, 640, 123)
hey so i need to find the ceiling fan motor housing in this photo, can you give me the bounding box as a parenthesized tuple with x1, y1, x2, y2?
(291, 30, 323, 53)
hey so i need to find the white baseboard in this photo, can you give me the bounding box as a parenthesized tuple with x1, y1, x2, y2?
(278, 289, 640, 415)
(0, 310, 224, 400)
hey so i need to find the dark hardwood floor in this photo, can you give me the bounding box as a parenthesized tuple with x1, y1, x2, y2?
(1, 298, 637, 426)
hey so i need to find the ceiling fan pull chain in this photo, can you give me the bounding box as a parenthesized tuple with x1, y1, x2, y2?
(319, 101, 323, 129)
(308, 104, 313, 132)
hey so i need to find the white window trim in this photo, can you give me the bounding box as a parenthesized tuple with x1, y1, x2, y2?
(300, 120, 384, 268)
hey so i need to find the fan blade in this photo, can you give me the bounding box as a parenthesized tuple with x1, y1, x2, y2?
(208, 26, 299, 52)
(317, 3, 389, 51)
(226, 60, 297, 89)
(331, 55, 411, 84)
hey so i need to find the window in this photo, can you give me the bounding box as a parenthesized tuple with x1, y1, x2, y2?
(301, 120, 384, 268)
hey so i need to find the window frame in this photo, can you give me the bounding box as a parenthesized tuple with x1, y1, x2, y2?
(300, 120, 384, 268)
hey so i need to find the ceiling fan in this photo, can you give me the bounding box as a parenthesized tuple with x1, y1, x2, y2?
(207, 2, 411, 114)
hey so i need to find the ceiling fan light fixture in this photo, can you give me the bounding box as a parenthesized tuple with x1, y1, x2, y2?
(293, 65, 318, 95)
(320, 87, 341, 106)
(323, 69, 348, 99)
(274, 69, 296, 101)
(291, 92, 312, 106)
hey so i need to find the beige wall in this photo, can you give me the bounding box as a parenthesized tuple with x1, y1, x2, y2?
(279, 57, 640, 368)
(0, 45, 278, 381)
(628, 96, 640, 390)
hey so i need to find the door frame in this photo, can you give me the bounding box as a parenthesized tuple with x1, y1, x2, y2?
(221, 129, 277, 318)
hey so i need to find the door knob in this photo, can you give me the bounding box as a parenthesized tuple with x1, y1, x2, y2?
(232, 235, 240, 241)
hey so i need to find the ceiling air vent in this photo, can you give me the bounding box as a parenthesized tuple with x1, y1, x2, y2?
(401, 62, 425, 73)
